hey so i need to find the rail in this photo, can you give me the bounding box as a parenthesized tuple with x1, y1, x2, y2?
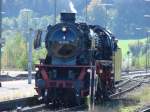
(0, 96, 39, 111)
(140, 107, 150, 112)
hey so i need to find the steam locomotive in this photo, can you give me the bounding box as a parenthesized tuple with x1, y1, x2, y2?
(34, 13, 122, 105)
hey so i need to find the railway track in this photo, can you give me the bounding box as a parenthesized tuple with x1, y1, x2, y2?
(122, 69, 150, 75)
(137, 105, 150, 112)
(16, 104, 46, 112)
(111, 75, 150, 99)
(11, 103, 88, 112)
(110, 81, 142, 98)
(0, 96, 40, 111)
(12, 78, 147, 111)
(115, 78, 131, 88)
(140, 108, 150, 112)
(1, 72, 149, 111)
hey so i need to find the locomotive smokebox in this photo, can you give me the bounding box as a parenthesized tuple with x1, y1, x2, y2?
(61, 12, 76, 23)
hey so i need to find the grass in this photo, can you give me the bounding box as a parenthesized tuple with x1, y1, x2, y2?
(118, 38, 150, 69)
(119, 105, 140, 112)
(130, 85, 150, 104)
(118, 38, 146, 57)
(119, 85, 150, 112)
(118, 40, 131, 57)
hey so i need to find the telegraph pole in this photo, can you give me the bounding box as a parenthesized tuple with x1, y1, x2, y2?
(0, 0, 2, 76)
(85, 0, 88, 22)
(147, 31, 150, 69)
(28, 28, 33, 84)
(22, 9, 32, 84)
(144, 14, 150, 72)
(135, 27, 142, 69)
(146, 32, 148, 73)
(137, 40, 140, 69)
(54, 0, 57, 24)
(127, 51, 130, 74)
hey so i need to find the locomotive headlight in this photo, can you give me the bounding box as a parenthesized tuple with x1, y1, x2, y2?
(35, 67, 39, 71)
(111, 70, 114, 74)
(62, 27, 67, 32)
(99, 69, 103, 73)
(87, 69, 92, 73)
(110, 77, 114, 80)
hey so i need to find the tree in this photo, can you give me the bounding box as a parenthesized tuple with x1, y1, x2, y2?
(2, 31, 47, 70)
(87, 0, 106, 26)
(2, 32, 28, 70)
(128, 41, 144, 56)
(113, 0, 150, 38)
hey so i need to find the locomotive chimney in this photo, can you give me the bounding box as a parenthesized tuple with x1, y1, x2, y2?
(60, 12, 76, 23)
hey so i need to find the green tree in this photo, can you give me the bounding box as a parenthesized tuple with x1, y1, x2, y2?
(2, 32, 47, 70)
(2, 32, 28, 70)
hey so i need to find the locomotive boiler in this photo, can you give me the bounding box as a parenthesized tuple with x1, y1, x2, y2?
(34, 12, 122, 105)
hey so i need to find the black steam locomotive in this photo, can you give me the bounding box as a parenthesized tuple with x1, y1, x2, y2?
(34, 13, 121, 105)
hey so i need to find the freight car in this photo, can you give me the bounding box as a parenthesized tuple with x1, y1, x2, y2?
(34, 12, 122, 105)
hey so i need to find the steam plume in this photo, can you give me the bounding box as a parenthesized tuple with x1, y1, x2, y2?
(87, 0, 102, 11)
(69, 0, 77, 13)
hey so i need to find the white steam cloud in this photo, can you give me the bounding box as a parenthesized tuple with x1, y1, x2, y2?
(69, 0, 77, 13)
(87, 0, 102, 11)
